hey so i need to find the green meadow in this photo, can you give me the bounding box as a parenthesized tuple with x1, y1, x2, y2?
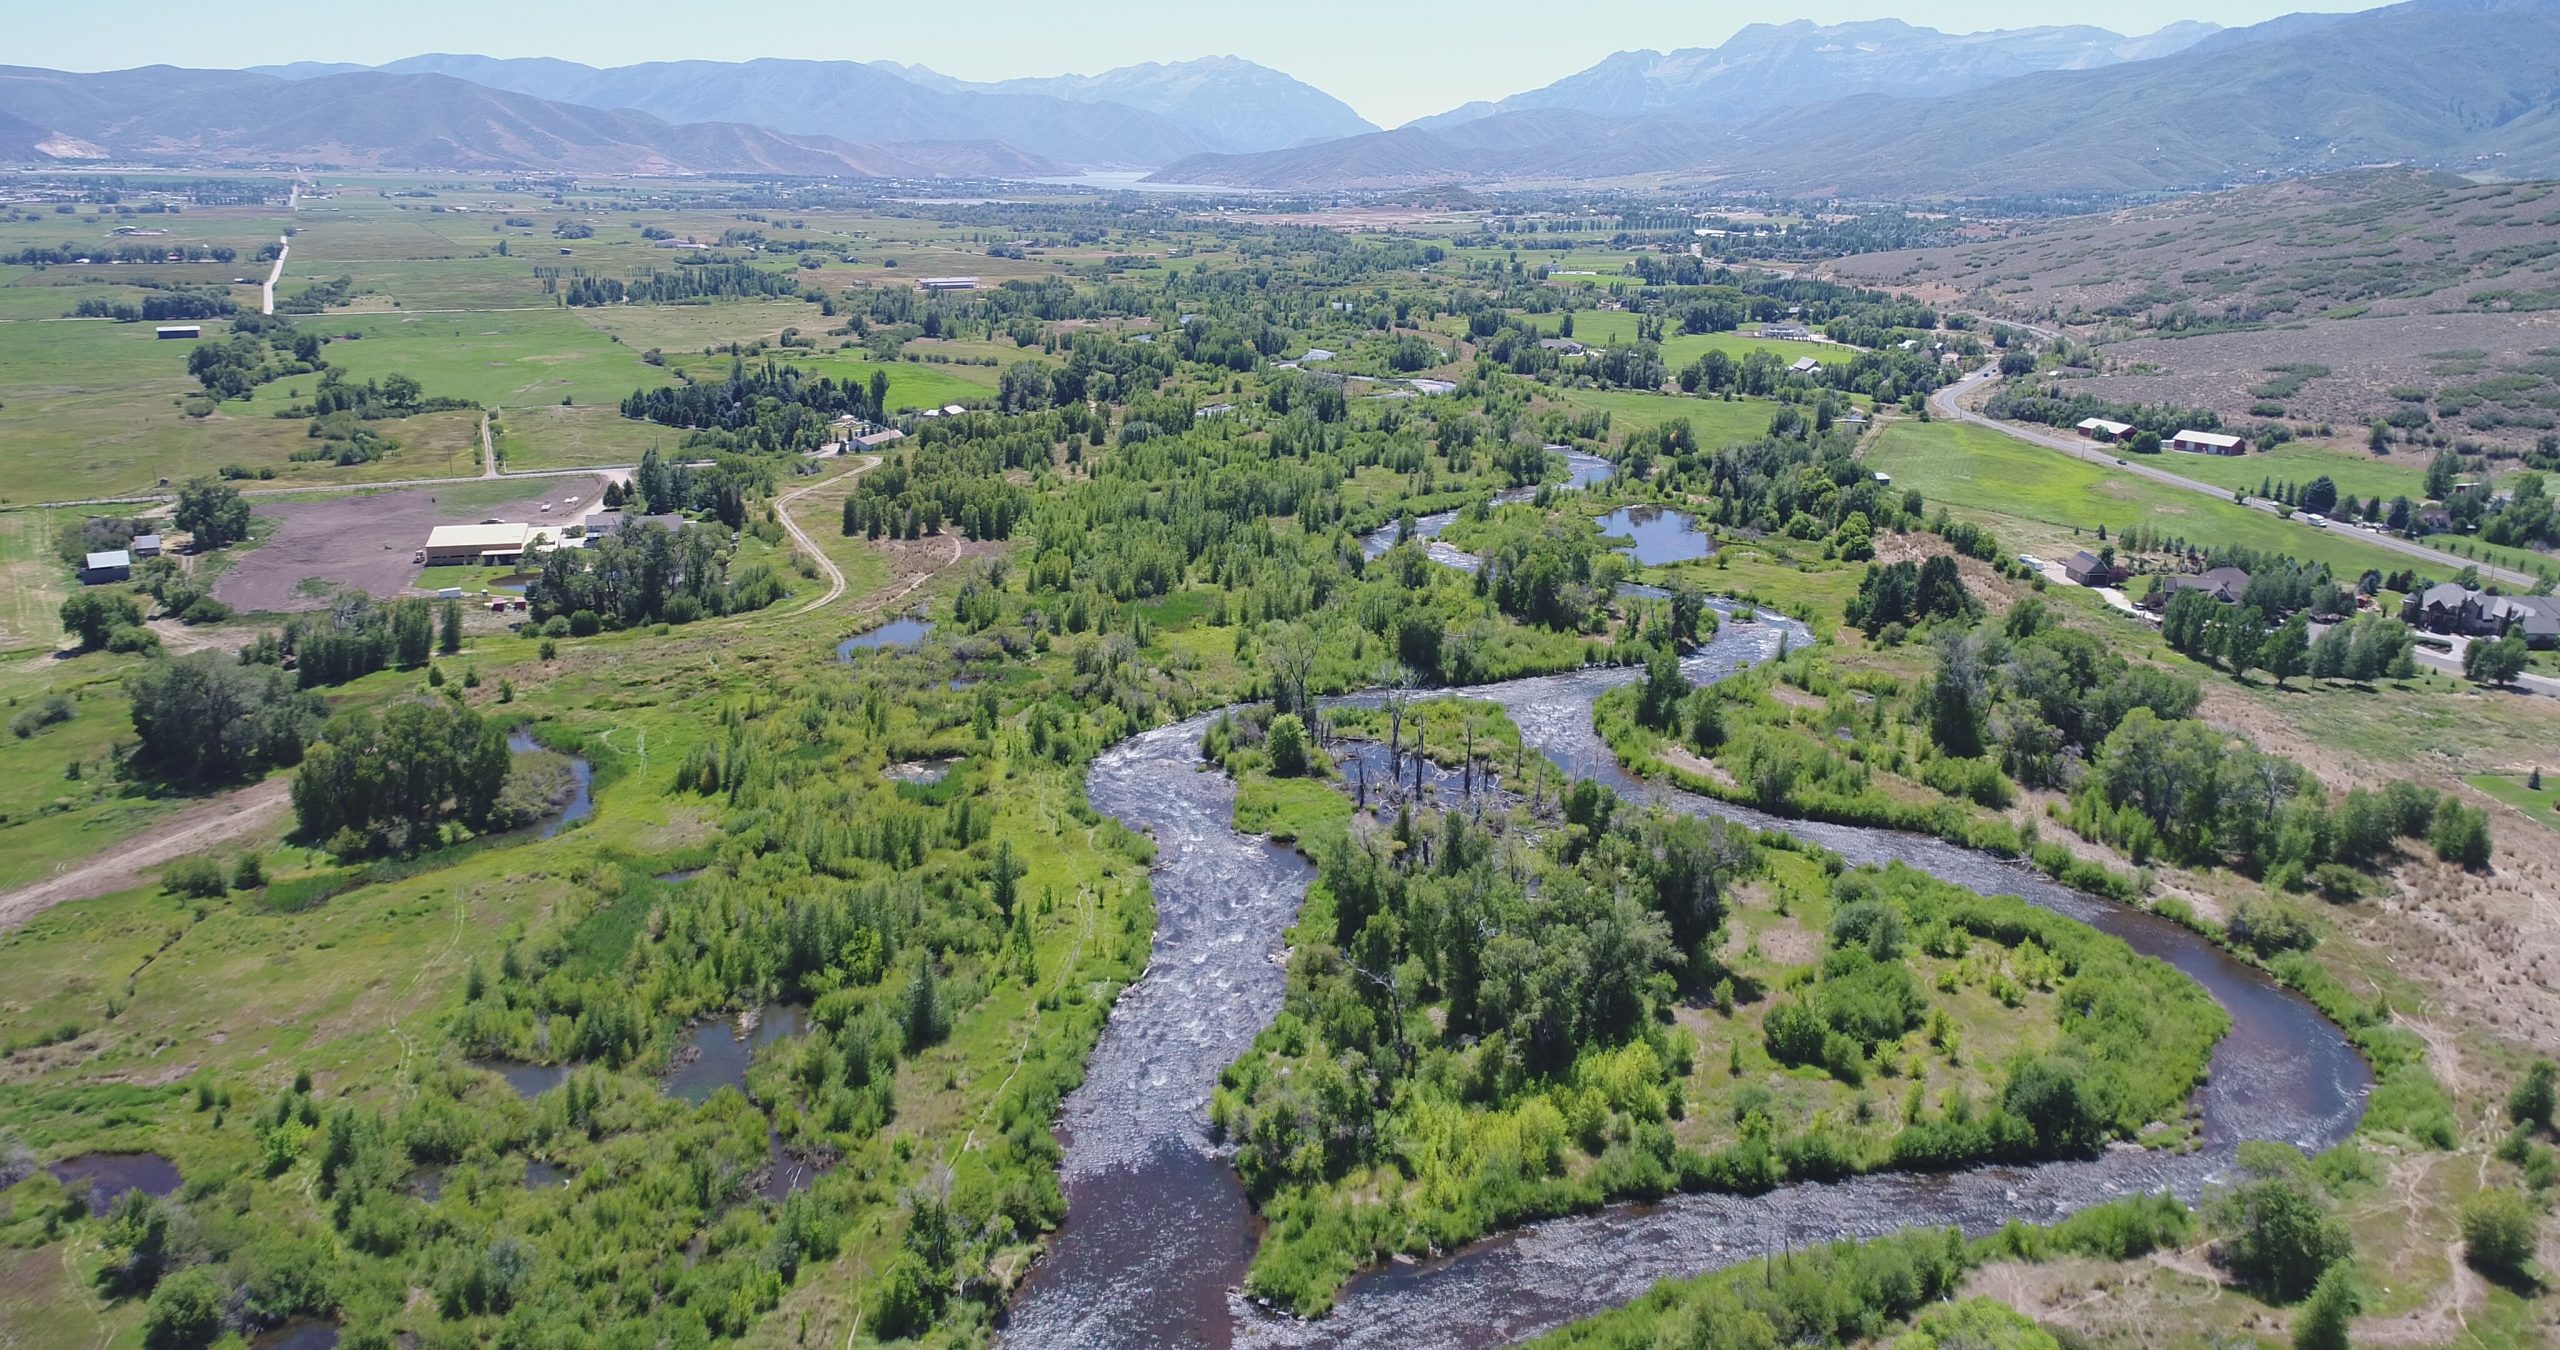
(1865, 419, 2456, 581)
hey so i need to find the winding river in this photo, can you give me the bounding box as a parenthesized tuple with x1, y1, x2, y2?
(1003, 460, 2370, 1349)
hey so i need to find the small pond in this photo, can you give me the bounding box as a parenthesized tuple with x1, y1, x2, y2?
(523, 1159, 571, 1191)
(251, 1323, 340, 1350)
(47, 1152, 181, 1205)
(507, 727, 593, 839)
(475, 1059, 573, 1099)
(837, 616, 934, 661)
(1596, 505, 1715, 564)
(664, 1005, 810, 1105)
(655, 868, 704, 884)
(758, 1130, 830, 1203)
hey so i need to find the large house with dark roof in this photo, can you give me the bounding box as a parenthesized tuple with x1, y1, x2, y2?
(2404, 584, 2560, 647)
(2139, 566, 2253, 610)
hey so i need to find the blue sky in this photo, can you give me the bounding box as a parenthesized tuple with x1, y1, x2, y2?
(16, 1, 2388, 127)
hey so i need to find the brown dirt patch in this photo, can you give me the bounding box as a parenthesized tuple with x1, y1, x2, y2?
(212, 476, 606, 614)
(0, 777, 291, 933)
(1871, 530, 2026, 612)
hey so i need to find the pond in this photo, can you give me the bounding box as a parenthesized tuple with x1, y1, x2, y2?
(47, 1152, 180, 1205)
(758, 1130, 831, 1203)
(524, 1159, 571, 1191)
(507, 727, 593, 839)
(664, 1005, 810, 1105)
(1596, 505, 1715, 564)
(251, 1322, 340, 1350)
(475, 1059, 573, 1099)
(837, 616, 934, 661)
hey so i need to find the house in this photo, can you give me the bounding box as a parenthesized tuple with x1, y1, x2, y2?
(2064, 550, 2127, 587)
(2491, 595, 2560, 648)
(1790, 357, 1823, 375)
(154, 325, 200, 340)
(2169, 429, 2245, 455)
(2142, 567, 2254, 610)
(1538, 338, 1586, 354)
(80, 550, 131, 584)
(129, 533, 163, 559)
(1762, 324, 1813, 341)
(2075, 418, 2135, 442)
(918, 276, 979, 292)
(941, 404, 967, 416)
(2404, 586, 2560, 647)
(2414, 506, 2457, 534)
(421, 523, 550, 567)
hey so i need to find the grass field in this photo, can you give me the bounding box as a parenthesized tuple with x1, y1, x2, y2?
(1866, 419, 2458, 581)
(1551, 387, 1783, 446)
(495, 404, 660, 472)
(2469, 772, 2560, 833)
(2137, 439, 2434, 503)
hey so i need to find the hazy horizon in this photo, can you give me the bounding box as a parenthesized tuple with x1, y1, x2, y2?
(12, 0, 2391, 127)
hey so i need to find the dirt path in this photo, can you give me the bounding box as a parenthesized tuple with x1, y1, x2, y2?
(775, 456, 878, 618)
(480, 412, 498, 478)
(0, 778, 291, 933)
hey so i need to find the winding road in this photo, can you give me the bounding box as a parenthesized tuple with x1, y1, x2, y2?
(1927, 365, 2537, 589)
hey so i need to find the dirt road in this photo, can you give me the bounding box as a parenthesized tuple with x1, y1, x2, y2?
(775, 456, 878, 617)
(0, 779, 291, 933)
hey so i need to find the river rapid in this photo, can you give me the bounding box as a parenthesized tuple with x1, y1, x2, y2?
(1003, 466, 2370, 1350)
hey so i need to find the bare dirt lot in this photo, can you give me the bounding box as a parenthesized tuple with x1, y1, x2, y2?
(212, 476, 607, 614)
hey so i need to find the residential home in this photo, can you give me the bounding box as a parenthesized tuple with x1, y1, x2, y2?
(2141, 566, 2253, 610)
(129, 533, 163, 559)
(1790, 357, 1823, 375)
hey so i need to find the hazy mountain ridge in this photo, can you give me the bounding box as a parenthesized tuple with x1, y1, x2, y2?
(871, 55, 1376, 153)
(253, 53, 1364, 162)
(0, 65, 1057, 177)
(1404, 17, 2226, 131)
(1157, 1, 2560, 195)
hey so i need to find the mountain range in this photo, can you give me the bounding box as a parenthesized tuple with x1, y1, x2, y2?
(1152, 0, 2560, 195)
(6, 2, 2560, 195)
(1404, 17, 2226, 132)
(249, 54, 1368, 163)
(0, 64, 1056, 178)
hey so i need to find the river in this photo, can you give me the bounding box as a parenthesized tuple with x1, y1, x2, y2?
(1002, 461, 2369, 1349)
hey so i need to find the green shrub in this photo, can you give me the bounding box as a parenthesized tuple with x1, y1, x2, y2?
(161, 856, 229, 899)
(2459, 1188, 2540, 1276)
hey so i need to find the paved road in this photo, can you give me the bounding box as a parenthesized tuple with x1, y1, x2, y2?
(2413, 631, 2560, 700)
(1926, 366, 2539, 589)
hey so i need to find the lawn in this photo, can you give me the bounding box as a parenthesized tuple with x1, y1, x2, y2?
(1551, 387, 1782, 446)
(2469, 772, 2560, 834)
(1865, 419, 2458, 582)
(2137, 438, 2435, 504)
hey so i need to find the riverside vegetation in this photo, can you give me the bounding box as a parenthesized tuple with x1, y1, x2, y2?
(0, 174, 2553, 1348)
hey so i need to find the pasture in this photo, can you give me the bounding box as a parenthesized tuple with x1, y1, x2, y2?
(1864, 419, 2456, 580)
